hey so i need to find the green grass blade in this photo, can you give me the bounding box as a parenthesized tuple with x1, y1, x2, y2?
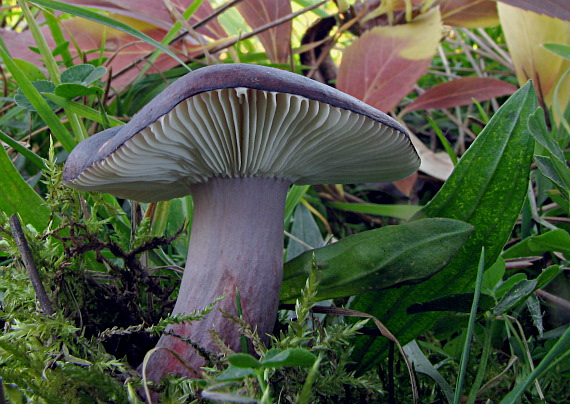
(453, 248, 485, 404)
(351, 82, 537, 372)
(0, 47, 76, 152)
(426, 115, 458, 165)
(0, 130, 46, 170)
(327, 202, 421, 220)
(284, 185, 310, 224)
(500, 324, 570, 404)
(29, 0, 191, 71)
(43, 93, 123, 127)
(0, 144, 50, 231)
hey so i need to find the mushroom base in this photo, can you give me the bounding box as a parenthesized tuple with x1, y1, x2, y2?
(143, 176, 291, 381)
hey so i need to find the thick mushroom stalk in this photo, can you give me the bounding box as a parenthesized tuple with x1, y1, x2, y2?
(144, 177, 291, 380)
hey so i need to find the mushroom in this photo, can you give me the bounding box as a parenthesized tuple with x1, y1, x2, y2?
(63, 64, 420, 381)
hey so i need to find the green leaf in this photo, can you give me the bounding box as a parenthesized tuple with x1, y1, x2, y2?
(42, 93, 123, 127)
(54, 83, 103, 98)
(528, 107, 565, 162)
(281, 218, 473, 302)
(227, 353, 262, 369)
(12, 59, 45, 81)
(14, 80, 56, 111)
(534, 155, 570, 201)
(406, 293, 494, 314)
(28, 0, 191, 71)
(284, 185, 310, 224)
(61, 64, 95, 83)
(0, 130, 46, 170)
(495, 273, 527, 300)
(350, 82, 537, 372)
(82, 66, 107, 85)
(215, 365, 256, 381)
(327, 202, 421, 220)
(259, 348, 317, 368)
(286, 204, 324, 260)
(543, 42, 570, 61)
(0, 146, 50, 231)
(501, 325, 570, 404)
(0, 47, 76, 151)
(503, 229, 570, 258)
(536, 265, 561, 290)
(494, 279, 537, 316)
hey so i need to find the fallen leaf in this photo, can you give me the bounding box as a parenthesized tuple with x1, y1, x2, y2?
(236, 0, 292, 64)
(497, 0, 570, 22)
(337, 7, 441, 112)
(498, 3, 570, 117)
(393, 172, 418, 197)
(440, 0, 499, 28)
(401, 77, 518, 115)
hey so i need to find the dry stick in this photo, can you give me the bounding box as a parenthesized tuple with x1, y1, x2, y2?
(8, 214, 55, 316)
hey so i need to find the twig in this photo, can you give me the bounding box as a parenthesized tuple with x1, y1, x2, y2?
(8, 214, 55, 315)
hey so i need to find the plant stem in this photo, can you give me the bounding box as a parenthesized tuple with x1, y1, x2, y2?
(9, 214, 55, 315)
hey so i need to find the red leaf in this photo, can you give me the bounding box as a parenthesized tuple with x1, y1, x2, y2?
(393, 172, 418, 197)
(497, 0, 570, 22)
(236, 0, 292, 64)
(402, 77, 518, 114)
(337, 8, 441, 112)
(64, 0, 227, 39)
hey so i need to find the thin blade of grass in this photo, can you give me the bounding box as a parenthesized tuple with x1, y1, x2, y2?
(0, 47, 76, 152)
(426, 115, 458, 166)
(43, 93, 123, 127)
(453, 248, 485, 404)
(0, 130, 46, 170)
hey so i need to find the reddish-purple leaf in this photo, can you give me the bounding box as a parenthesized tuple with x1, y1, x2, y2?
(402, 77, 518, 114)
(65, 0, 227, 39)
(497, 0, 570, 21)
(440, 0, 499, 27)
(337, 7, 441, 113)
(236, 0, 292, 64)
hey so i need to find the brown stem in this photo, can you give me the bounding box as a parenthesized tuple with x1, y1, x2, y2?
(144, 177, 291, 381)
(9, 214, 54, 315)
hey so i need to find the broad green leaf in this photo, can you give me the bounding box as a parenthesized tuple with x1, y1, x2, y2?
(503, 229, 570, 258)
(260, 348, 317, 368)
(0, 146, 50, 231)
(350, 82, 537, 372)
(281, 218, 473, 303)
(227, 353, 262, 369)
(82, 66, 107, 85)
(28, 0, 191, 71)
(0, 47, 76, 152)
(54, 83, 103, 98)
(482, 258, 506, 294)
(327, 202, 421, 220)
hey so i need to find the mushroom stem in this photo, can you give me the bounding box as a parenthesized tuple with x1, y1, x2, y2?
(145, 177, 291, 381)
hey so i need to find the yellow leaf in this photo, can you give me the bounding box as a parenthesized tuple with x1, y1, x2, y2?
(498, 3, 570, 116)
